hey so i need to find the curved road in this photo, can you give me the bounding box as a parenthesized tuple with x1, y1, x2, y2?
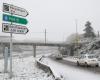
(47, 57, 100, 80)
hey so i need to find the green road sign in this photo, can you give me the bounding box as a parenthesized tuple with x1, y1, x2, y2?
(3, 14, 28, 25)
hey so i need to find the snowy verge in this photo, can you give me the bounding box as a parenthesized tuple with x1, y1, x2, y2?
(64, 57, 77, 63)
(36, 56, 64, 80)
(0, 56, 54, 80)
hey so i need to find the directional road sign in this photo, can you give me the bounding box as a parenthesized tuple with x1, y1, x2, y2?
(3, 14, 28, 25)
(2, 23, 29, 34)
(3, 3, 28, 17)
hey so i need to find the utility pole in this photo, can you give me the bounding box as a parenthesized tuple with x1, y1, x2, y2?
(98, 31, 99, 37)
(75, 19, 78, 42)
(75, 19, 78, 56)
(45, 29, 46, 44)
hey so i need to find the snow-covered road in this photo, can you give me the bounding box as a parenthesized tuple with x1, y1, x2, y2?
(45, 58, 100, 80)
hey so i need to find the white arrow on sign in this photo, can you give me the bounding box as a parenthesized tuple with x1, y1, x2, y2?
(3, 3, 28, 17)
(2, 23, 29, 34)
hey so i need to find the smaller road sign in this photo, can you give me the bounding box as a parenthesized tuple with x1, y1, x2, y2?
(2, 23, 29, 34)
(3, 14, 28, 25)
(3, 3, 28, 17)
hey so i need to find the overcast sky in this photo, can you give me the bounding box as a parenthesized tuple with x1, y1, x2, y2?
(0, 0, 100, 42)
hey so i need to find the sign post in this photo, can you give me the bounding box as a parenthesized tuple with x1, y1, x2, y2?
(9, 32, 12, 78)
(2, 3, 29, 79)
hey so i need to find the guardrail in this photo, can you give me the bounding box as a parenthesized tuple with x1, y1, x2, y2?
(36, 57, 64, 80)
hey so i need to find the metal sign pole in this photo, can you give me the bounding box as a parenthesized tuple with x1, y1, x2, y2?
(9, 13, 13, 78)
(9, 32, 12, 78)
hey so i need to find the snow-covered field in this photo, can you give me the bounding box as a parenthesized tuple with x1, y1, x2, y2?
(0, 56, 54, 80)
